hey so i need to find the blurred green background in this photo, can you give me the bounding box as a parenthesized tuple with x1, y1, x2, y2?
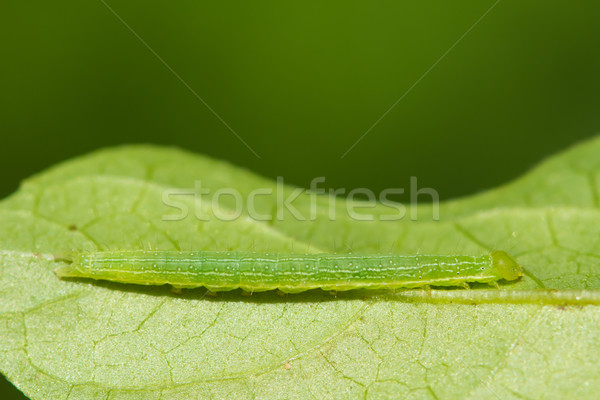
(2, 0, 600, 398)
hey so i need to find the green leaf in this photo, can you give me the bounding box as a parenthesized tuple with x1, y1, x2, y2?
(2, 137, 600, 399)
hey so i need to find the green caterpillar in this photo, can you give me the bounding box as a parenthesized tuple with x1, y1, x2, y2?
(55, 250, 522, 293)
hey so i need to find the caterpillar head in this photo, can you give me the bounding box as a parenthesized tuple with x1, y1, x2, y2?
(491, 250, 522, 281)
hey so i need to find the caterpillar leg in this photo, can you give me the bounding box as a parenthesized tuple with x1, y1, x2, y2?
(170, 286, 184, 295)
(461, 282, 471, 290)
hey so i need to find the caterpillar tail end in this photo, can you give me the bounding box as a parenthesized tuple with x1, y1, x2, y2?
(55, 265, 79, 278)
(491, 250, 523, 281)
(53, 252, 80, 278)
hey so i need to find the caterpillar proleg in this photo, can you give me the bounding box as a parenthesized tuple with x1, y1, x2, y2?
(55, 250, 522, 293)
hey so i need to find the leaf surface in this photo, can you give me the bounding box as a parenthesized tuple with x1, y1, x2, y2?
(2, 138, 600, 399)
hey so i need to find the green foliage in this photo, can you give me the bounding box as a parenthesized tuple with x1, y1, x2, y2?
(1, 138, 600, 399)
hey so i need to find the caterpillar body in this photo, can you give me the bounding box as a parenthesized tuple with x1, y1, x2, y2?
(55, 250, 522, 293)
